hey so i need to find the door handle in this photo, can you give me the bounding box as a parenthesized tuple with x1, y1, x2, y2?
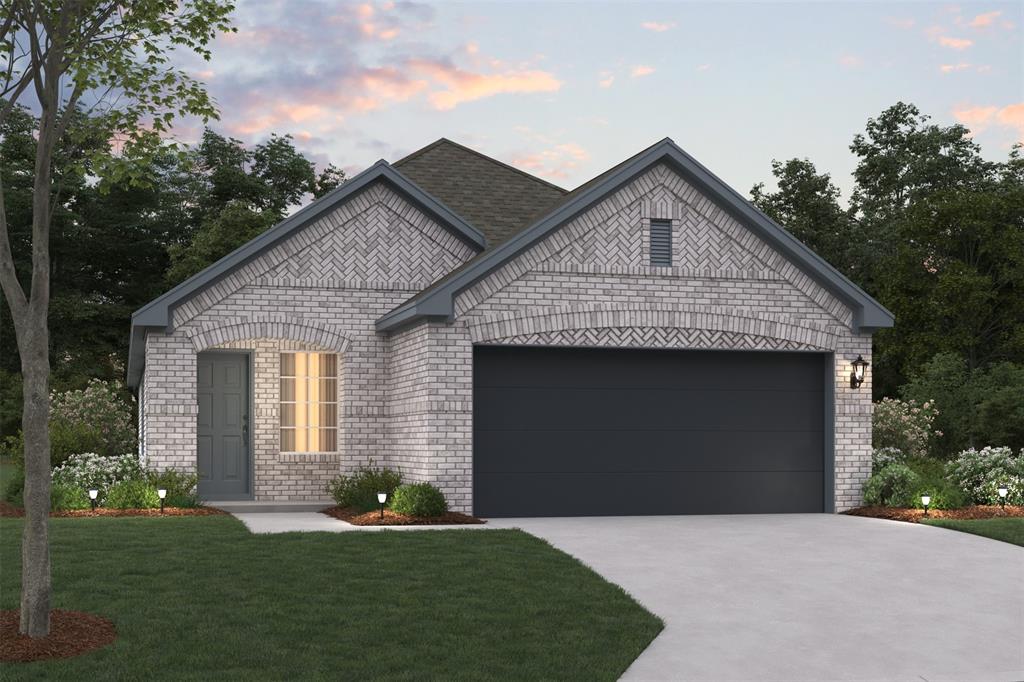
(242, 414, 249, 448)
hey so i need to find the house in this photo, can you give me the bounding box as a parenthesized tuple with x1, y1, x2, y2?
(127, 138, 893, 517)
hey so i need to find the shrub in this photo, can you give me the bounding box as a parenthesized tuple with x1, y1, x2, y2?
(390, 483, 448, 517)
(51, 452, 145, 502)
(51, 483, 91, 511)
(4, 466, 24, 506)
(872, 398, 941, 459)
(946, 447, 1024, 506)
(326, 463, 402, 512)
(104, 479, 160, 509)
(905, 457, 968, 510)
(863, 463, 920, 507)
(7, 379, 137, 467)
(146, 469, 200, 507)
(871, 447, 905, 474)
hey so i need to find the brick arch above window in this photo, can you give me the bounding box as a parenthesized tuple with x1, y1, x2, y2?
(186, 315, 352, 354)
(466, 305, 839, 352)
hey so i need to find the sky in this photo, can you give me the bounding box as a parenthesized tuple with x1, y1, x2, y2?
(172, 0, 1023, 201)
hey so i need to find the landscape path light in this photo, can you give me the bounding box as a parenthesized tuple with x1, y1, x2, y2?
(158, 488, 167, 513)
(88, 489, 99, 511)
(997, 484, 1008, 511)
(921, 494, 931, 517)
(377, 492, 387, 521)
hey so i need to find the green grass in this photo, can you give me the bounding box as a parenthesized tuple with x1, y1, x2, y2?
(0, 516, 661, 680)
(923, 517, 1024, 547)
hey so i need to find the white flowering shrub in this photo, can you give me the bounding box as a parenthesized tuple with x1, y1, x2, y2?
(51, 452, 145, 500)
(945, 447, 1024, 505)
(872, 398, 942, 459)
(871, 447, 906, 474)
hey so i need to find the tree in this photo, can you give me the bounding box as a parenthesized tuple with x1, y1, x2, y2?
(0, 0, 233, 637)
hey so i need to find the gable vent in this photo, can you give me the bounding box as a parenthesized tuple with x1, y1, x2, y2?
(649, 219, 673, 267)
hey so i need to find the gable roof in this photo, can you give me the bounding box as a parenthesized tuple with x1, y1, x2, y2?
(126, 161, 486, 388)
(394, 138, 568, 245)
(376, 138, 894, 333)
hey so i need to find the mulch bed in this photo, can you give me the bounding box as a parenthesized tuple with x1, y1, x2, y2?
(0, 504, 226, 518)
(321, 505, 485, 526)
(845, 505, 1024, 524)
(0, 609, 116, 663)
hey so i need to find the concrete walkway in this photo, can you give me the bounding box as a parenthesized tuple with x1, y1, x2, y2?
(234, 511, 489, 533)
(488, 514, 1024, 682)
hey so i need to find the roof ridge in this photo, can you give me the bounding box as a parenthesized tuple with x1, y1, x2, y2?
(394, 138, 569, 195)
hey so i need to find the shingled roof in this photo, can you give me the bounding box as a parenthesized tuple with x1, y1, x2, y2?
(393, 138, 568, 246)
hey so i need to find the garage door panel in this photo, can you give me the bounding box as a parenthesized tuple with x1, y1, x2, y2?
(475, 347, 824, 390)
(473, 429, 824, 473)
(474, 386, 823, 431)
(474, 471, 824, 517)
(473, 346, 827, 516)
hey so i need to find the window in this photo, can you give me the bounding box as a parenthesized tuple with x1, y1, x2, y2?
(649, 219, 673, 267)
(280, 353, 338, 452)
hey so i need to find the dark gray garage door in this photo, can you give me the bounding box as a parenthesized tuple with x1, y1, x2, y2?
(473, 346, 827, 517)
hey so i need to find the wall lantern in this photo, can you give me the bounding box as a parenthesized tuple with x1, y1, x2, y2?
(377, 492, 388, 520)
(157, 488, 167, 513)
(88, 489, 99, 511)
(921, 494, 931, 517)
(997, 484, 1008, 510)
(850, 355, 869, 389)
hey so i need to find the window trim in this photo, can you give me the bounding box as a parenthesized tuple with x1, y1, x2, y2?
(279, 351, 339, 454)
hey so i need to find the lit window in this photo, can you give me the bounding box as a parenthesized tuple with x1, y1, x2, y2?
(280, 353, 338, 452)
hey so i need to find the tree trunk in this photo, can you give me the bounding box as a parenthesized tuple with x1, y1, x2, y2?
(16, 316, 50, 637)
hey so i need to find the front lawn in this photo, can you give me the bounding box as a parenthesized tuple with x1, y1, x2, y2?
(922, 517, 1024, 547)
(0, 516, 661, 680)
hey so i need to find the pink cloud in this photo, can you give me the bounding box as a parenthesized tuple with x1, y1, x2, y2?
(938, 35, 974, 49)
(599, 74, 614, 88)
(631, 65, 655, 78)
(512, 142, 589, 180)
(953, 102, 1024, 140)
(641, 21, 676, 32)
(940, 63, 971, 73)
(968, 11, 1001, 28)
(405, 59, 562, 110)
(839, 54, 863, 68)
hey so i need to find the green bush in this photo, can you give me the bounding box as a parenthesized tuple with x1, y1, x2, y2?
(872, 398, 941, 459)
(863, 463, 921, 507)
(905, 458, 968, 510)
(3, 466, 24, 506)
(326, 463, 402, 512)
(871, 447, 906, 474)
(390, 482, 448, 517)
(104, 479, 160, 509)
(146, 469, 200, 507)
(51, 483, 91, 511)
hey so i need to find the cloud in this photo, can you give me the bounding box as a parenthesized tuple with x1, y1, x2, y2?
(511, 142, 589, 180)
(968, 10, 1001, 28)
(839, 54, 863, 68)
(696, 64, 711, 71)
(953, 102, 1024, 140)
(631, 65, 655, 78)
(641, 21, 675, 32)
(940, 63, 971, 73)
(406, 58, 562, 110)
(598, 72, 615, 88)
(938, 35, 974, 49)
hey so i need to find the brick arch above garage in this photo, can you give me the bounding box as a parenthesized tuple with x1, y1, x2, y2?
(466, 306, 839, 352)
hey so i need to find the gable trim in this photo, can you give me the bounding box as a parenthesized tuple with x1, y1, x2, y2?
(127, 161, 485, 388)
(376, 138, 894, 333)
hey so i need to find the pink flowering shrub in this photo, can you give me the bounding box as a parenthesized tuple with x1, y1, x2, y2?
(872, 398, 942, 459)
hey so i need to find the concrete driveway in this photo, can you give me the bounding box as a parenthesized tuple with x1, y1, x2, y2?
(488, 514, 1024, 681)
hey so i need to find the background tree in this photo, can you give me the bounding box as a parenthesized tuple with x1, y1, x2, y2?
(0, 0, 234, 637)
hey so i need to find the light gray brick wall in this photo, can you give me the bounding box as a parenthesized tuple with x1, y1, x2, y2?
(142, 164, 876, 512)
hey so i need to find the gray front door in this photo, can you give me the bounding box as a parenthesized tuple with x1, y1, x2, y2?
(197, 352, 251, 499)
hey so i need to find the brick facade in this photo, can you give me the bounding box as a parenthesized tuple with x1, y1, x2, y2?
(141, 163, 874, 512)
